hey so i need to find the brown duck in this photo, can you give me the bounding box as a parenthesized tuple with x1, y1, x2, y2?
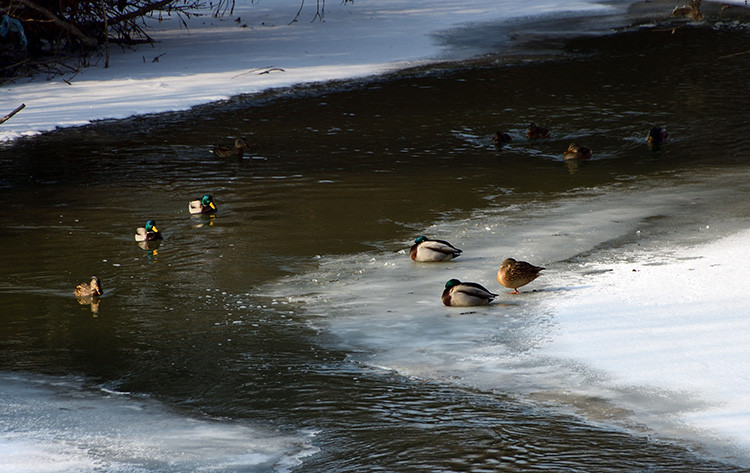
(563, 143, 592, 160)
(212, 137, 250, 158)
(497, 258, 544, 294)
(74, 276, 103, 297)
(526, 123, 550, 139)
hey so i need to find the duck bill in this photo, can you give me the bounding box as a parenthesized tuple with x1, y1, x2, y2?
(152, 226, 159, 233)
(209, 202, 216, 210)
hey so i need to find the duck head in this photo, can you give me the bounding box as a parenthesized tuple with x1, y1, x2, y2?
(201, 194, 216, 210)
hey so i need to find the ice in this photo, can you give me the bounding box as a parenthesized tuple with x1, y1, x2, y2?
(0, 373, 318, 473)
(264, 170, 750, 466)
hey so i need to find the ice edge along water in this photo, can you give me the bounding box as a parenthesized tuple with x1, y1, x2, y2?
(263, 171, 750, 467)
(0, 372, 319, 473)
(1, 0, 628, 142)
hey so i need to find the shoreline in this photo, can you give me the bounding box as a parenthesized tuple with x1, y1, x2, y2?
(11, 0, 748, 143)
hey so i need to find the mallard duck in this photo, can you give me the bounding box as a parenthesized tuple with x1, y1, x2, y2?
(442, 279, 498, 307)
(189, 194, 217, 214)
(211, 137, 250, 158)
(526, 123, 550, 139)
(673, 1, 703, 20)
(74, 276, 103, 297)
(134, 220, 163, 241)
(563, 143, 592, 160)
(497, 258, 544, 294)
(410, 236, 462, 262)
(492, 131, 512, 145)
(646, 127, 669, 145)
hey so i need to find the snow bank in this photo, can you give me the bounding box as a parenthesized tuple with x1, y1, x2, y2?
(1, 0, 623, 142)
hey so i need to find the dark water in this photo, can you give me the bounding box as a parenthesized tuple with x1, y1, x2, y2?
(2, 20, 750, 472)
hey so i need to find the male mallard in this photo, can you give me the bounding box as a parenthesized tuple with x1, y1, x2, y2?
(211, 137, 250, 158)
(134, 220, 163, 241)
(646, 127, 669, 145)
(442, 279, 498, 307)
(189, 194, 217, 214)
(492, 131, 512, 145)
(497, 258, 544, 294)
(563, 143, 592, 160)
(526, 123, 550, 139)
(74, 276, 103, 297)
(410, 236, 462, 262)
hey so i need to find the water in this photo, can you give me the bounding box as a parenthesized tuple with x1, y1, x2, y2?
(2, 20, 750, 472)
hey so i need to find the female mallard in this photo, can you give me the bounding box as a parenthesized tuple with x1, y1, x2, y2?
(410, 236, 462, 262)
(646, 127, 669, 145)
(189, 194, 217, 214)
(74, 276, 103, 297)
(442, 279, 498, 307)
(212, 137, 250, 158)
(497, 258, 544, 294)
(526, 123, 550, 139)
(134, 220, 163, 241)
(563, 143, 592, 160)
(492, 131, 512, 145)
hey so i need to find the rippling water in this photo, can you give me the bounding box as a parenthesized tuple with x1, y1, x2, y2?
(1, 21, 750, 472)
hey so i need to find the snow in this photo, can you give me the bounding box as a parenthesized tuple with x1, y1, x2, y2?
(2, 0, 750, 466)
(2, 0, 625, 142)
(266, 174, 750, 466)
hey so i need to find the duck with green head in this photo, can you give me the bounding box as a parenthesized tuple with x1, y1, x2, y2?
(410, 236, 462, 262)
(442, 279, 498, 307)
(134, 220, 163, 241)
(189, 194, 217, 214)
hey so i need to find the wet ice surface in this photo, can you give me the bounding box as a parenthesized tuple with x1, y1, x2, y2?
(0, 373, 317, 473)
(264, 169, 750, 466)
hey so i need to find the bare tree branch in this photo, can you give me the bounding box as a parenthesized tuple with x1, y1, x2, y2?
(0, 103, 26, 125)
(14, 0, 99, 48)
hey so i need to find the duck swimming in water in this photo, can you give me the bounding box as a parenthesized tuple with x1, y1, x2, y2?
(211, 137, 250, 158)
(563, 143, 592, 160)
(442, 279, 498, 307)
(492, 131, 512, 145)
(526, 123, 550, 139)
(410, 236, 462, 262)
(646, 127, 669, 145)
(497, 258, 544, 294)
(74, 276, 103, 297)
(134, 220, 163, 241)
(189, 194, 217, 214)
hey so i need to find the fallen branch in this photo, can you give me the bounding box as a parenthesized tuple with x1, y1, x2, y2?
(0, 103, 26, 125)
(15, 0, 98, 48)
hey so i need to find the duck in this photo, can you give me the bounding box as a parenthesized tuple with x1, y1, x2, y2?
(526, 123, 550, 139)
(211, 137, 250, 158)
(497, 258, 544, 294)
(673, 1, 703, 20)
(646, 127, 669, 145)
(563, 143, 592, 160)
(189, 194, 217, 214)
(492, 131, 512, 145)
(442, 279, 498, 307)
(410, 236, 462, 262)
(74, 276, 103, 298)
(134, 220, 163, 241)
